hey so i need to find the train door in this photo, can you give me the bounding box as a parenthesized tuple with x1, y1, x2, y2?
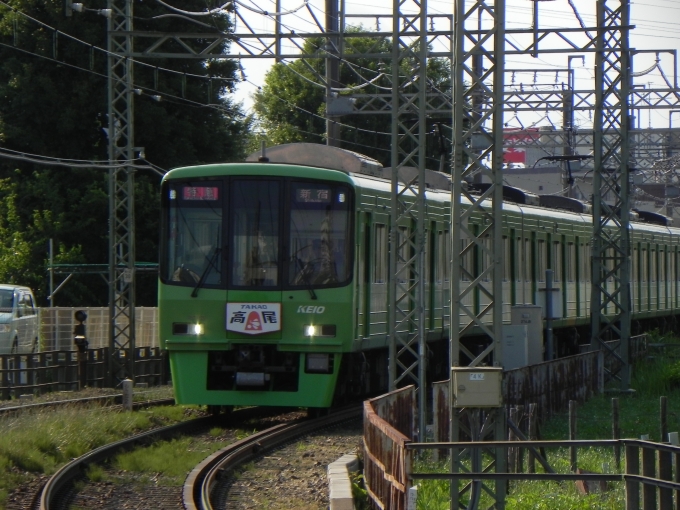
(226, 178, 283, 339)
(371, 213, 389, 339)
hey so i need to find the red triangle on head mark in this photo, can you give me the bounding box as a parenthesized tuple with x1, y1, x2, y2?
(245, 311, 262, 330)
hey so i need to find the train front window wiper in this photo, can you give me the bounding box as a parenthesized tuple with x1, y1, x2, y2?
(191, 245, 221, 298)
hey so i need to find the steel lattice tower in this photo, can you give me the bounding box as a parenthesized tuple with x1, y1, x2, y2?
(387, 0, 430, 439)
(107, 0, 136, 383)
(589, 0, 631, 389)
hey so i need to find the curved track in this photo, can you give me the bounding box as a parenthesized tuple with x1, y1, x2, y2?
(39, 415, 215, 510)
(184, 406, 361, 510)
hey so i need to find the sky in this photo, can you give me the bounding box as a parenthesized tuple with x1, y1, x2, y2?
(226, 0, 680, 129)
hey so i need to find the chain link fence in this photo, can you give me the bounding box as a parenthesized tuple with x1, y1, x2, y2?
(38, 307, 159, 351)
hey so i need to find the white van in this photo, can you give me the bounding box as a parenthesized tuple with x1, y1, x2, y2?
(0, 285, 40, 354)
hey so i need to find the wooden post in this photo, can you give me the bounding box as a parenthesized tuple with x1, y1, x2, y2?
(528, 403, 537, 474)
(613, 398, 621, 471)
(517, 405, 524, 473)
(642, 445, 656, 510)
(569, 400, 577, 472)
(509, 406, 518, 473)
(625, 443, 640, 510)
(660, 396, 668, 444)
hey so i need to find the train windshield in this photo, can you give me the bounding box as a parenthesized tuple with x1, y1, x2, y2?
(162, 176, 353, 290)
(288, 182, 352, 287)
(163, 182, 223, 286)
(231, 180, 281, 287)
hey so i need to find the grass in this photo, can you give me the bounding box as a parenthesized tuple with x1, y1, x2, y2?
(414, 331, 680, 509)
(0, 390, 197, 507)
(110, 435, 232, 486)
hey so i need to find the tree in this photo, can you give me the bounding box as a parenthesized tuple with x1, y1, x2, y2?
(252, 28, 452, 169)
(0, 0, 251, 305)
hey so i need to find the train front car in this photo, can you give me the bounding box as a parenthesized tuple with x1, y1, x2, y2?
(160, 163, 355, 409)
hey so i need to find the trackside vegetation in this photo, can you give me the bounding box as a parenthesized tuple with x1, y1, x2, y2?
(0, 387, 188, 506)
(413, 332, 680, 509)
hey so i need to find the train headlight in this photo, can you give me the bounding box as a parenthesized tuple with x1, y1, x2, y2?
(303, 325, 336, 337)
(172, 322, 204, 335)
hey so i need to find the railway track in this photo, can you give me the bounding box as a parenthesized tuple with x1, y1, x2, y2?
(184, 405, 361, 510)
(36, 405, 361, 509)
(0, 393, 175, 417)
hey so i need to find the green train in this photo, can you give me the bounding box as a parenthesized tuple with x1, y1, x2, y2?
(159, 143, 680, 410)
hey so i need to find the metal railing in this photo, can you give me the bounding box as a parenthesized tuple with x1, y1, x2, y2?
(407, 438, 680, 510)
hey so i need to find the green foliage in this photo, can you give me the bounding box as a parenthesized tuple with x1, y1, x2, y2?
(0, 0, 251, 306)
(252, 28, 452, 169)
(350, 471, 369, 510)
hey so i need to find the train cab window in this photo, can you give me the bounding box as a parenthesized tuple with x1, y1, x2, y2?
(162, 181, 224, 286)
(288, 181, 353, 287)
(374, 224, 387, 283)
(231, 180, 281, 287)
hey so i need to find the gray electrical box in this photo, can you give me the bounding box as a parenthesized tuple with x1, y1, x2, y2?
(502, 324, 529, 370)
(511, 305, 544, 365)
(451, 367, 503, 408)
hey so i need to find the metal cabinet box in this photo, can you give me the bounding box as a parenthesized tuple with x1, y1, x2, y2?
(451, 367, 503, 408)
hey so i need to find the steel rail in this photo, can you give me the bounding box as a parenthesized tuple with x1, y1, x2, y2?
(0, 396, 175, 416)
(39, 415, 215, 510)
(184, 406, 362, 510)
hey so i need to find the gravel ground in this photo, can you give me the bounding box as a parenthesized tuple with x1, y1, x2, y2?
(220, 420, 363, 510)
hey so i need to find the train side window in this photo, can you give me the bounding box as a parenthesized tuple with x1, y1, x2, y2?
(632, 247, 638, 283)
(537, 239, 546, 282)
(396, 226, 410, 283)
(481, 235, 492, 282)
(651, 248, 657, 283)
(515, 237, 522, 282)
(436, 230, 450, 283)
(641, 248, 647, 283)
(552, 241, 562, 282)
(503, 236, 510, 282)
(524, 238, 532, 282)
(374, 224, 387, 283)
(461, 238, 471, 282)
(566, 242, 575, 282)
(671, 249, 676, 285)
